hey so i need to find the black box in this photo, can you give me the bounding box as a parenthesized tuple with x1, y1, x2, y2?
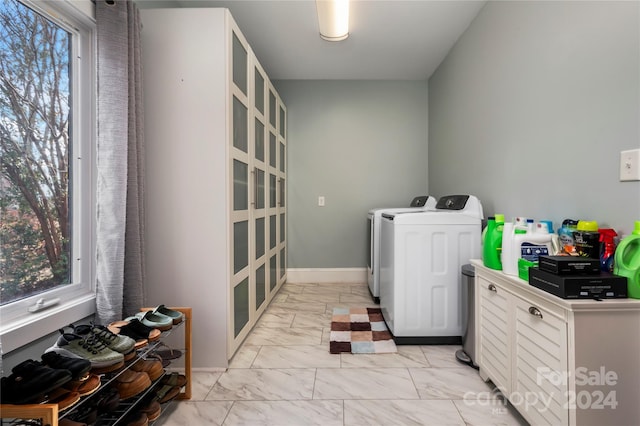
(538, 255, 600, 275)
(528, 267, 627, 299)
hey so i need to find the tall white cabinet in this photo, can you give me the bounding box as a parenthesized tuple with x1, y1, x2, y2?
(141, 8, 287, 368)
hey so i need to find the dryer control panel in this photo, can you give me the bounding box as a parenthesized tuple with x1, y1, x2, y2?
(435, 195, 470, 210)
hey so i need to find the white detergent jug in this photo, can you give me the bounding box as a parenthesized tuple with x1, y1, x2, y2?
(502, 222, 553, 276)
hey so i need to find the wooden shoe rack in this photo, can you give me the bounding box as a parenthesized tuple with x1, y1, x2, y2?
(1, 307, 192, 426)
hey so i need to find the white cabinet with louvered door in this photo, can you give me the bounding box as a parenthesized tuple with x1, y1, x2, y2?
(472, 260, 640, 426)
(477, 276, 511, 395)
(141, 8, 287, 368)
(512, 296, 568, 425)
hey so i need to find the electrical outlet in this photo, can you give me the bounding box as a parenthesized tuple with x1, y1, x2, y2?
(318, 196, 325, 207)
(620, 149, 640, 181)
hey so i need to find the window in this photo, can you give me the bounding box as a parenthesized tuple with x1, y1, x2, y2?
(0, 0, 96, 352)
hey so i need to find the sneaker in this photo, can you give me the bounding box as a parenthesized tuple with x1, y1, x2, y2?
(73, 323, 136, 360)
(0, 359, 72, 404)
(41, 351, 92, 381)
(45, 331, 125, 374)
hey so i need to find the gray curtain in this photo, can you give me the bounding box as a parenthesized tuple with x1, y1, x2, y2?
(95, 0, 145, 325)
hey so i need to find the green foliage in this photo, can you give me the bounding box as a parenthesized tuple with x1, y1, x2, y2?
(1, 0, 71, 304)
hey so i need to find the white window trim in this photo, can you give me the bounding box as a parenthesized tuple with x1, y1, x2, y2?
(0, 0, 97, 354)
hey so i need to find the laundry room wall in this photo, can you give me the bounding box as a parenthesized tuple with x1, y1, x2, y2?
(428, 1, 640, 236)
(273, 80, 428, 275)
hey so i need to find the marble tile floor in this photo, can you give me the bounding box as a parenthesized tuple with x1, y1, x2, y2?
(157, 282, 528, 426)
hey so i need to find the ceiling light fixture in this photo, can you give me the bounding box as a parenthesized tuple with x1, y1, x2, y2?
(316, 0, 350, 42)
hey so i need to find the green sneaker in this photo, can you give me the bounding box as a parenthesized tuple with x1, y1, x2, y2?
(73, 323, 136, 358)
(45, 332, 124, 374)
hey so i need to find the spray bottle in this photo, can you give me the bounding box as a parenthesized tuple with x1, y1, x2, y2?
(599, 228, 617, 273)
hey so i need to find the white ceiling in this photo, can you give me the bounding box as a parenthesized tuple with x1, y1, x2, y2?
(135, 0, 486, 80)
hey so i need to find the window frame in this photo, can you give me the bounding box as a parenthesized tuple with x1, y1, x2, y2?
(0, 0, 97, 353)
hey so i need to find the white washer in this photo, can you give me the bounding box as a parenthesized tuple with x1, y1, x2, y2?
(379, 195, 483, 344)
(367, 196, 437, 302)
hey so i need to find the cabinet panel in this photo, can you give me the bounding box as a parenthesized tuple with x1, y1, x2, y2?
(269, 174, 277, 208)
(255, 119, 265, 162)
(513, 297, 568, 425)
(478, 276, 510, 393)
(269, 90, 276, 128)
(269, 132, 277, 168)
(279, 106, 286, 138)
(234, 277, 249, 337)
(233, 160, 248, 211)
(233, 96, 248, 152)
(270, 254, 277, 291)
(232, 32, 247, 95)
(233, 221, 249, 274)
(256, 263, 266, 310)
(255, 217, 265, 259)
(254, 68, 264, 115)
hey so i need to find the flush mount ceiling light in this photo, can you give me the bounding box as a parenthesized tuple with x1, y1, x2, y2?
(316, 0, 350, 42)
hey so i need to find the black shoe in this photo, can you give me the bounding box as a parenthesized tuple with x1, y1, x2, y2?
(95, 386, 121, 413)
(113, 318, 160, 342)
(1, 359, 72, 404)
(41, 351, 92, 381)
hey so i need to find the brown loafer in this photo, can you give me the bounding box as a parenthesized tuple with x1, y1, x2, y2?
(64, 373, 101, 397)
(113, 370, 151, 400)
(41, 388, 81, 411)
(129, 358, 164, 381)
(139, 399, 162, 422)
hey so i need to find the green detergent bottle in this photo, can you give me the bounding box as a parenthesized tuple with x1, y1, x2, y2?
(483, 214, 504, 270)
(614, 221, 640, 299)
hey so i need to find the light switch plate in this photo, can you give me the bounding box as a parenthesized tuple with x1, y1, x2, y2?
(620, 149, 640, 181)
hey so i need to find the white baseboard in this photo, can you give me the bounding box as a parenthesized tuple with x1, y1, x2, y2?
(286, 268, 367, 283)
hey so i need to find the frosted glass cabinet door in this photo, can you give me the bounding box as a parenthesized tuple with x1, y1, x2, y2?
(233, 160, 248, 211)
(255, 68, 264, 115)
(234, 277, 249, 337)
(256, 263, 266, 310)
(232, 32, 247, 95)
(233, 97, 248, 153)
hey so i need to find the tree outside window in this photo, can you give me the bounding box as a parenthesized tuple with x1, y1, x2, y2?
(1, 0, 72, 305)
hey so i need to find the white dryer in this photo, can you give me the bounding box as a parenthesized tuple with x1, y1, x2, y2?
(367, 196, 437, 303)
(379, 195, 483, 344)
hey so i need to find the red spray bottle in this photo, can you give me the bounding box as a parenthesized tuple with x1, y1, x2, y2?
(599, 228, 618, 272)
